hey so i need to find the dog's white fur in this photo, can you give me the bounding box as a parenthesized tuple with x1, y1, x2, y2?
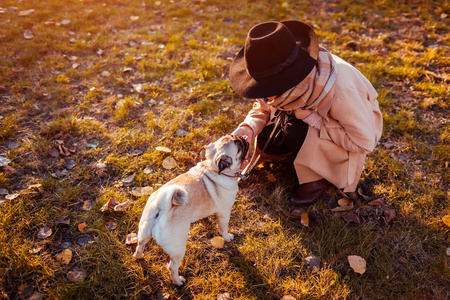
(133, 135, 248, 286)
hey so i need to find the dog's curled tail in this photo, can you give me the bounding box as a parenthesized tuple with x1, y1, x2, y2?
(134, 185, 188, 259)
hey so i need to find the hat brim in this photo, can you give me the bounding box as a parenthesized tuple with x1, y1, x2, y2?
(229, 21, 319, 99)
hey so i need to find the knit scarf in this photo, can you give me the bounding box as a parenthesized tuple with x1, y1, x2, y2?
(266, 47, 337, 114)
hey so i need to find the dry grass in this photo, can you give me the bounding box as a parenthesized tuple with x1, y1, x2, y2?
(0, 0, 449, 299)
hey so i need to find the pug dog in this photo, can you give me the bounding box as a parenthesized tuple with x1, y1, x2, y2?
(133, 134, 249, 286)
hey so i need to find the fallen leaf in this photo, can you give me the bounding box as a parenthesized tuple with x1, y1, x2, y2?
(5, 193, 20, 200)
(442, 215, 450, 227)
(341, 212, 360, 224)
(49, 148, 59, 157)
(23, 30, 33, 39)
(78, 223, 87, 232)
(281, 296, 296, 300)
(61, 242, 72, 249)
(300, 212, 309, 227)
(367, 198, 389, 206)
(0, 156, 10, 167)
(162, 157, 177, 169)
(77, 234, 93, 246)
(28, 183, 44, 195)
(348, 255, 366, 274)
(176, 129, 190, 137)
(126, 233, 138, 245)
(130, 186, 154, 197)
(210, 236, 225, 249)
(357, 187, 371, 201)
(266, 173, 277, 182)
(18, 9, 35, 16)
(83, 200, 93, 211)
(18, 285, 33, 300)
(446, 248, 450, 256)
(143, 167, 153, 174)
(67, 267, 86, 283)
(303, 254, 320, 271)
(290, 208, 306, 218)
(217, 292, 231, 300)
(100, 198, 120, 212)
(331, 202, 354, 212)
(156, 146, 172, 153)
(37, 226, 52, 239)
(383, 208, 396, 224)
(56, 249, 72, 265)
(122, 173, 136, 184)
(64, 159, 76, 170)
(338, 197, 353, 206)
(28, 292, 43, 300)
(29, 245, 44, 254)
(56, 216, 70, 225)
(3, 165, 17, 174)
(114, 200, 133, 212)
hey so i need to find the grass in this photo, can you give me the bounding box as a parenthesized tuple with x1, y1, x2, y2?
(0, 0, 449, 299)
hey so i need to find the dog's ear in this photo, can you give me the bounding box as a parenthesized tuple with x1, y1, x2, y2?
(216, 154, 232, 174)
(205, 142, 216, 161)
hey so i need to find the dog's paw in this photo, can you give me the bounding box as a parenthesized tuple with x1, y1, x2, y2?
(133, 251, 144, 259)
(173, 276, 186, 286)
(222, 233, 234, 242)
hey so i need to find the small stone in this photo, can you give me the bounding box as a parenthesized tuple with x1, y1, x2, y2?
(446, 247, 450, 257)
(101, 71, 111, 77)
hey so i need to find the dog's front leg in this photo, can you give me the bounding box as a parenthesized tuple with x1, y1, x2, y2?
(217, 212, 234, 242)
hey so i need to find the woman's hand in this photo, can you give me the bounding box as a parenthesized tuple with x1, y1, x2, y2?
(232, 124, 254, 142)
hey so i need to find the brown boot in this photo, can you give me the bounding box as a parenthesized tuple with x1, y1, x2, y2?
(290, 179, 330, 206)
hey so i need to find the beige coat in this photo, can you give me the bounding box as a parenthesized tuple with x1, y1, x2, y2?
(241, 55, 383, 192)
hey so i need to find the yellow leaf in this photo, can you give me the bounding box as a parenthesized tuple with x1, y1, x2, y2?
(211, 236, 225, 249)
(348, 255, 366, 274)
(300, 213, 309, 227)
(78, 223, 86, 232)
(56, 249, 72, 265)
(162, 157, 177, 170)
(266, 173, 277, 182)
(442, 215, 450, 227)
(338, 198, 353, 206)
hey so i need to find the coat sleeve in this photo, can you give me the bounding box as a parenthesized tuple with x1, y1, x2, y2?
(240, 99, 271, 136)
(320, 88, 383, 154)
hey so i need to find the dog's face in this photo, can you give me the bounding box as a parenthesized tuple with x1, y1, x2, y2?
(206, 134, 249, 174)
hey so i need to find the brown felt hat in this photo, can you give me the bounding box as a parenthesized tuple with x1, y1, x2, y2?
(229, 20, 319, 99)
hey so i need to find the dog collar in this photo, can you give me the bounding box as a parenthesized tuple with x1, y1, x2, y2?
(221, 172, 249, 180)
